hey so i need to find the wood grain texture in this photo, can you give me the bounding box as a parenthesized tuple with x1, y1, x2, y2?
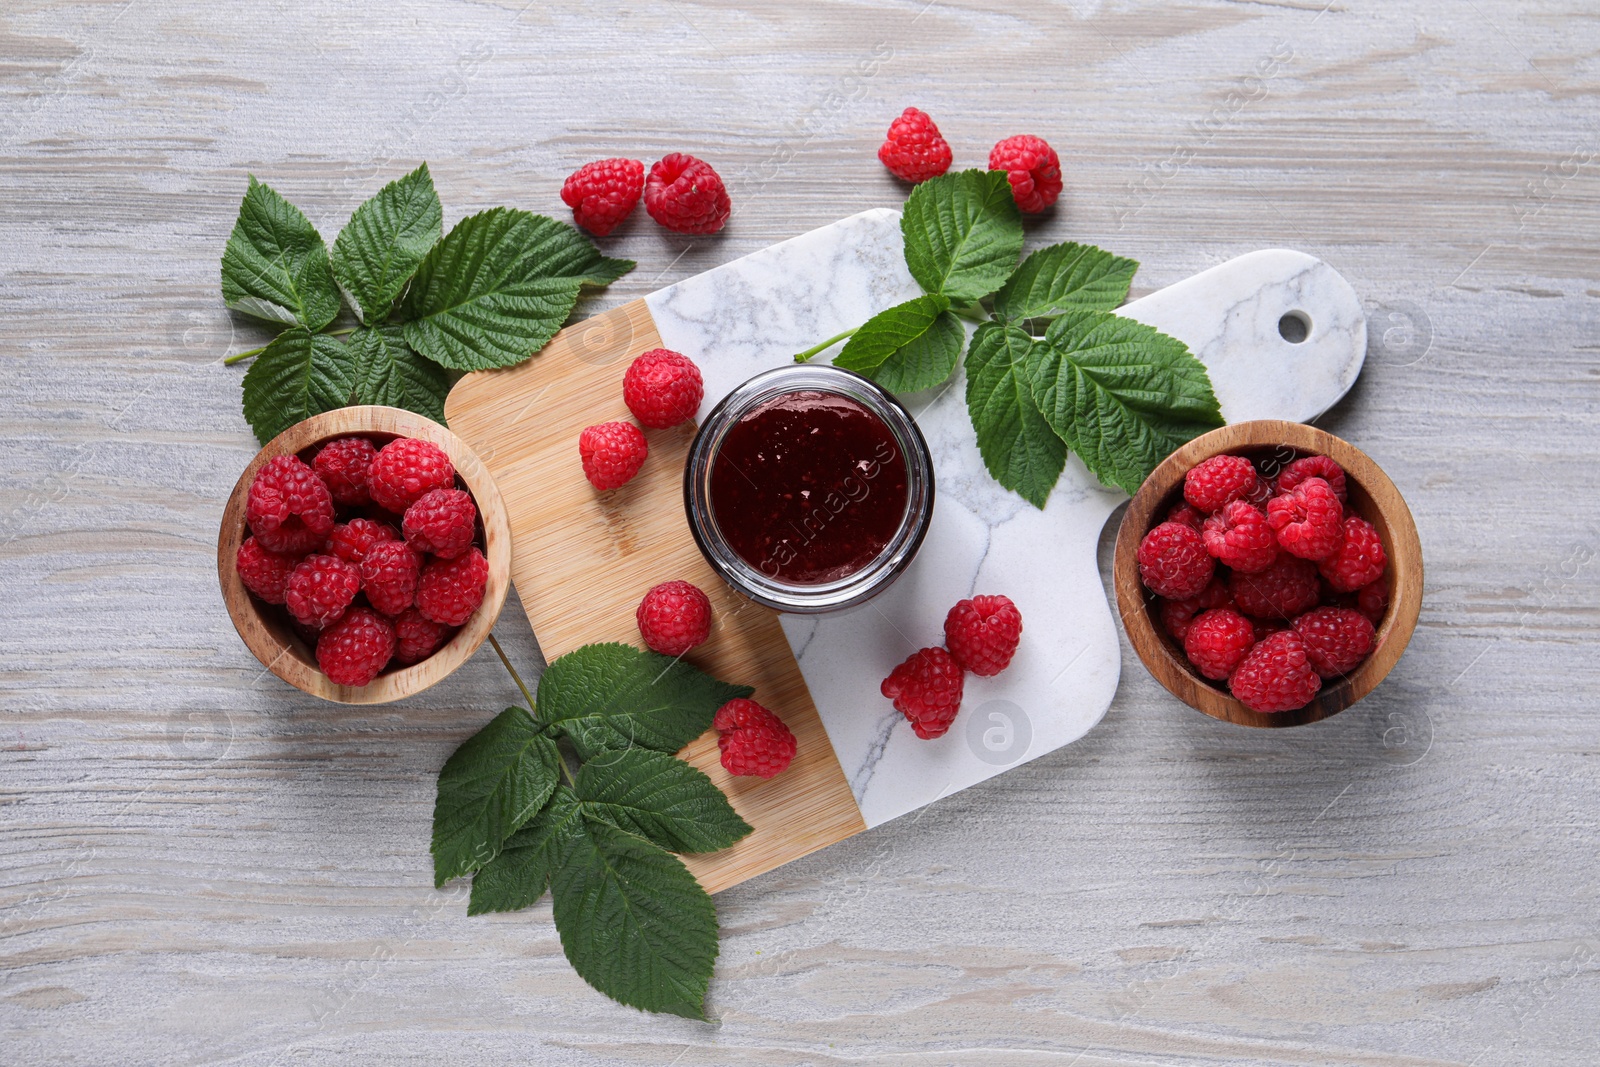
(1114, 419, 1423, 728)
(444, 300, 866, 894)
(2, 2, 1598, 1065)
(217, 405, 512, 705)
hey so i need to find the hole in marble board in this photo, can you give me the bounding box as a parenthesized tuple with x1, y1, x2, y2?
(1279, 311, 1311, 344)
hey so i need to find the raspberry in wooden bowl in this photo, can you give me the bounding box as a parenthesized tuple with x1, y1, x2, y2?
(1112, 420, 1421, 728)
(218, 406, 510, 704)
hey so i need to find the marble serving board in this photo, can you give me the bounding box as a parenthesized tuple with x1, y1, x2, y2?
(647, 210, 1365, 824)
(446, 208, 1366, 890)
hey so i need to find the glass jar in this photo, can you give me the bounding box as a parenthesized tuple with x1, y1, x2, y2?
(684, 365, 934, 613)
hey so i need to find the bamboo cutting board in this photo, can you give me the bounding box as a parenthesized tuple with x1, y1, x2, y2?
(445, 210, 1367, 893)
(446, 300, 867, 893)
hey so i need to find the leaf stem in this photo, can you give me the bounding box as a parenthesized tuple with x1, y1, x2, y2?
(488, 633, 576, 787)
(793, 326, 859, 363)
(488, 633, 536, 710)
(223, 344, 268, 366)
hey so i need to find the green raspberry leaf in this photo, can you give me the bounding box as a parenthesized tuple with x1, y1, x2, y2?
(1030, 310, 1224, 495)
(400, 208, 634, 371)
(221, 177, 342, 331)
(992, 242, 1139, 322)
(575, 748, 752, 855)
(431, 707, 560, 887)
(535, 643, 753, 761)
(468, 786, 581, 916)
(347, 325, 450, 424)
(965, 322, 1067, 508)
(833, 295, 963, 394)
(900, 169, 1024, 303)
(833, 295, 949, 372)
(240, 328, 356, 444)
(330, 162, 443, 323)
(552, 815, 719, 1020)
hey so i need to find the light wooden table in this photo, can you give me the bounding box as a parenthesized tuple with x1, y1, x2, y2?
(3, 2, 1596, 1064)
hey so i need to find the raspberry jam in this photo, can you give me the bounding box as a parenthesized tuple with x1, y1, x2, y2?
(685, 365, 934, 613)
(709, 390, 908, 584)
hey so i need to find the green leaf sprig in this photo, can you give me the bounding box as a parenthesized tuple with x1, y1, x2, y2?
(432, 641, 755, 1020)
(221, 164, 634, 443)
(795, 169, 1223, 505)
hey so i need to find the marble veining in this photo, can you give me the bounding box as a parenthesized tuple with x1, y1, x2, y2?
(645, 212, 1366, 829)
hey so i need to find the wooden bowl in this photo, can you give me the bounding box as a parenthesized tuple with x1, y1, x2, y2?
(218, 406, 511, 704)
(1113, 420, 1422, 728)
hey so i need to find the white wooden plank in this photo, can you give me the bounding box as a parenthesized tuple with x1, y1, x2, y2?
(2, 1, 1597, 1064)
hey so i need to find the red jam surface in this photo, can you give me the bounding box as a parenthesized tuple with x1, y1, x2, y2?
(709, 390, 908, 585)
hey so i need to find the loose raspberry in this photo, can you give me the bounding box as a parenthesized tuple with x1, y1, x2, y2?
(560, 157, 645, 237)
(313, 436, 378, 506)
(1229, 630, 1322, 712)
(246, 455, 335, 555)
(988, 134, 1063, 213)
(1158, 577, 1234, 644)
(944, 594, 1023, 676)
(285, 553, 360, 629)
(623, 349, 704, 429)
(1202, 500, 1279, 574)
(877, 107, 953, 183)
(416, 546, 488, 626)
(636, 580, 713, 657)
(1137, 521, 1215, 600)
(1165, 501, 1206, 531)
(713, 698, 797, 779)
(1276, 454, 1348, 502)
(1267, 476, 1345, 561)
(1230, 555, 1321, 620)
(402, 487, 478, 560)
(367, 437, 455, 514)
(325, 518, 398, 567)
(235, 536, 300, 605)
(644, 153, 730, 235)
(1356, 576, 1389, 626)
(391, 607, 454, 665)
(360, 540, 422, 616)
(1319, 516, 1387, 593)
(316, 606, 395, 687)
(1183, 454, 1261, 514)
(1292, 606, 1375, 679)
(1183, 608, 1257, 681)
(881, 647, 965, 740)
(578, 421, 648, 491)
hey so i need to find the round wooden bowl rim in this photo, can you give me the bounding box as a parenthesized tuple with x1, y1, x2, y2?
(216, 406, 512, 705)
(1113, 419, 1423, 728)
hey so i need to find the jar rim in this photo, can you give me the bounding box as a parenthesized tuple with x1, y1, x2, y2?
(683, 365, 935, 614)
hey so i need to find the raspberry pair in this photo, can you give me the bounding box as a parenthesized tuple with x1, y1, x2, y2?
(236, 435, 489, 689)
(578, 348, 705, 491)
(561, 154, 730, 237)
(878, 107, 1063, 213)
(630, 578, 798, 779)
(880, 595, 1024, 740)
